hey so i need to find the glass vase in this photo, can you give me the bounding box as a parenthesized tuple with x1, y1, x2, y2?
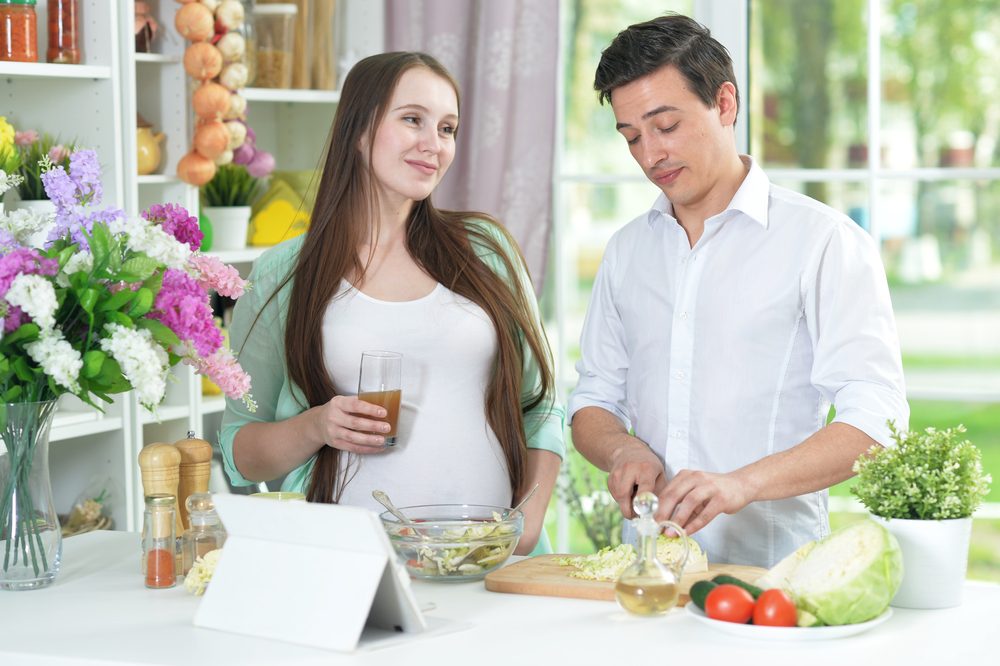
(0, 400, 61, 591)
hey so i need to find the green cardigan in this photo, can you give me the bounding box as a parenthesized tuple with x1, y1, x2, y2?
(219, 219, 565, 498)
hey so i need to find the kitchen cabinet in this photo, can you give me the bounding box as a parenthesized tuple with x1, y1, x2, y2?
(0, 0, 383, 531)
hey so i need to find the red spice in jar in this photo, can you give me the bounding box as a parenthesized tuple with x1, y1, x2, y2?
(0, 2, 39, 63)
(145, 547, 176, 588)
(46, 0, 80, 64)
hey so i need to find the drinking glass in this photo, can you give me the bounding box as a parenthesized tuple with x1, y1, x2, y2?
(358, 351, 402, 446)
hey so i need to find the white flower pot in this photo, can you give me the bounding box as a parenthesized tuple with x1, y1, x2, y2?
(203, 206, 251, 250)
(872, 515, 972, 609)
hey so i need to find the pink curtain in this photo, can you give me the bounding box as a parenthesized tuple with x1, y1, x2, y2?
(385, 0, 559, 291)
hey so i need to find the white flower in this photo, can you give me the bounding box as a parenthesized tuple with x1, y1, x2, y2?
(99, 323, 170, 408)
(118, 215, 190, 269)
(184, 548, 223, 596)
(25, 329, 83, 392)
(0, 169, 23, 196)
(0, 207, 53, 246)
(6, 274, 59, 330)
(57, 250, 94, 287)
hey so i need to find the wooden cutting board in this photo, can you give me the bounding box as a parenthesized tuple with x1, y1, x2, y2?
(485, 554, 766, 604)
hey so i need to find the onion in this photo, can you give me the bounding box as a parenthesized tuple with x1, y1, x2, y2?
(215, 0, 246, 31)
(200, 0, 221, 11)
(246, 151, 276, 179)
(231, 142, 254, 165)
(216, 32, 246, 62)
(225, 120, 248, 150)
(177, 151, 217, 186)
(223, 93, 247, 120)
(175, 2, 215, 42)
(184, 43, 224, 80)
(194, 121, 230, 159)
(214, 149, 234, 166)
(219, 62, 249, 90)
(192, 82, 231, 120)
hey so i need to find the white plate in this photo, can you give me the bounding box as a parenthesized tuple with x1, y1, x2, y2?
(685, 602, 892, 641)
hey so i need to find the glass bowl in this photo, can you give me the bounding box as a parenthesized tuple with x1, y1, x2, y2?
(380, 503, 523, 582)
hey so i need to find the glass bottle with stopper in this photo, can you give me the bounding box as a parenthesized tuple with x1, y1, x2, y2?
(614, 491, 690, 616)
(180, 492, 226, 576)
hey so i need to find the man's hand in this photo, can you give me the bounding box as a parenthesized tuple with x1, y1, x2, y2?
(608, 443, 667, 519)
(654, 469, 753, 534)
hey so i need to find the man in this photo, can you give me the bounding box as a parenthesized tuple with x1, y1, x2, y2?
(568, 14, 908, 567)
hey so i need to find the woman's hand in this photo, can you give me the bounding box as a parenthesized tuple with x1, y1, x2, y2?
(313, 395, 392, 454)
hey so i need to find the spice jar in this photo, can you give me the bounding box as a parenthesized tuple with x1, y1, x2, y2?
(142, 493, 177, 589)
(46, 0, 79, 63)
(180, 492, 226, 576)
(0, 0, 39, 63)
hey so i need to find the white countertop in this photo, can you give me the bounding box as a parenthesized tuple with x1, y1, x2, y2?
(0, 531, 994, 665)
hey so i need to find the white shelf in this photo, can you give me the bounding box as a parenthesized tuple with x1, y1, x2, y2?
(137, 174, 180, 185)
(140, 404, 190, 425)
(0, 61, 111, 80)
(242, 88, 341, 104)
(211, 247, 269, 264)
(50, 415, 124, 442)
(134, 53, 181, 65)
(201, 396, 227, 415)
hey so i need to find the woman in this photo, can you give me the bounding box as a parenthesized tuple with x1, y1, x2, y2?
(219, 52, 564, 554)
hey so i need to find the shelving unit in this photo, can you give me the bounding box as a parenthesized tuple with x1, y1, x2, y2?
(1, 0, 383, 533)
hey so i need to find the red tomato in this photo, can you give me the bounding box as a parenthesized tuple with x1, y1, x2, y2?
(753, 589, 798, 627)
(705, 584, 755, 624)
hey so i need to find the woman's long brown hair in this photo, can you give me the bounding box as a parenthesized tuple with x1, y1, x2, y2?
(277, 52, 555, 503)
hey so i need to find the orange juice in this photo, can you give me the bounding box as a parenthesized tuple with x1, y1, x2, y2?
(358, 389, 402, 444)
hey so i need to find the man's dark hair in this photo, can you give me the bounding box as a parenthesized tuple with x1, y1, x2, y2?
(594, 13, 739, 118)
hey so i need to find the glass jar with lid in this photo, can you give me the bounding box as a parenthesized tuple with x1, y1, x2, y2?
(142, 493, 177, 589)
(0, 0, 39, 63)
(46, 0, 80, 64)
(180, 492, 226, 576)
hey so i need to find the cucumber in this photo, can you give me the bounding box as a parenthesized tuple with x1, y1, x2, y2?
(711, 574, 764, 599)
(689, 580, 718, 611)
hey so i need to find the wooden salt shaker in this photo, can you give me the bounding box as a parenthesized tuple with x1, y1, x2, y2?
(137, 442, 183, 537)
(175, 431, 213, 530)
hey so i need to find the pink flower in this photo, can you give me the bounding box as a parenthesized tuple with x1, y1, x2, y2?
(152, 269, 223, 357)
(14, 130, 38, 146)
(48, 144, 71, 164)
(187, 347, 256, 410)
(188, 254, 247, 299)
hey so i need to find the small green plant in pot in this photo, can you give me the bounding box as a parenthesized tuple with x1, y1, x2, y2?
(852, 423, 992, 609)
(200, 165, 263, 251)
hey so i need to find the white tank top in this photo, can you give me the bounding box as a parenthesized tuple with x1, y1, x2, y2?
(321, 280, 512, 513)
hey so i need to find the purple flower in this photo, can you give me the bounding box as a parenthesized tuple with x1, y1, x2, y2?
(151, 269, 223, 357)
(41, 166, 78, 210)
(46, 206, 125, 251)
(68, 149, 103, 206)
(0, 247, 59, 332)
(142, 203, 203, 251)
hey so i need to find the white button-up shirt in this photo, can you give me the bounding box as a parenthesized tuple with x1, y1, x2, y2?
(568, 157, 908, 567)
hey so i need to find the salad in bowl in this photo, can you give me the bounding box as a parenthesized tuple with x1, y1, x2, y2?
(380, 504, 523, 581)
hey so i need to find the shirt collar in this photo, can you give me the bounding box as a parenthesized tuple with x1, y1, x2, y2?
(645, 155, 771, 230)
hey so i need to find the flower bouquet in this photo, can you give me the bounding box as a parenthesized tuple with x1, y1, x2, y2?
(0, 149, 255, 589)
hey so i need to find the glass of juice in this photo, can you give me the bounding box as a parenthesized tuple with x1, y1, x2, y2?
(358, 351, 403, 446)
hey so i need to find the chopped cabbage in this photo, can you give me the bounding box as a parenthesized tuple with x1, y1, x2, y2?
(557, 536, 708, 582)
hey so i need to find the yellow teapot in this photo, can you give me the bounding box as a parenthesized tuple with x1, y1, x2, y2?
(136, 116, 165, 175)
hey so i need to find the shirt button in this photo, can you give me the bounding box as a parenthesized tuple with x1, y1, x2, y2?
(679, 311, 689, 320)
(674, 370, 685, 380)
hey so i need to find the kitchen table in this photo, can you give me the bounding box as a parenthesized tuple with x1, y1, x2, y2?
(0, 531, 993, 664)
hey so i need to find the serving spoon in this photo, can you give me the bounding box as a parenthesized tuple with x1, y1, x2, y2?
(503, 483, 539, 519)
(372, 489, 411, 523)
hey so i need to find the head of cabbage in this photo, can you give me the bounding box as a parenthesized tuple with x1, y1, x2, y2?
(765, 520, 903, 625)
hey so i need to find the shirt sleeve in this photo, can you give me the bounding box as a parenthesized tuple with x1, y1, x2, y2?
(469, 220, 566, 460)
(803, 221, 909, 447)
(567, 243, 632, 430)
(218, 243, 299, 486)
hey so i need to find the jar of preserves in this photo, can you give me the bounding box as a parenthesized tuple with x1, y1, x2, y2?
(46, 0, 80, 64)
(0, 0, 39, 63)
(142, 493, 177, 589)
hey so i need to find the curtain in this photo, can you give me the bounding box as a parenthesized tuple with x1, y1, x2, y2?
(385, 0, 559, 292)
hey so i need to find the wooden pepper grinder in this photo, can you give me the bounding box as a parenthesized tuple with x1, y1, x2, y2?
(175, 431, 213, 530)
(137, 442, 183, 537)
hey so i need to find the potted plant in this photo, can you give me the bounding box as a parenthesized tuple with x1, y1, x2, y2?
(852, 423, 992, 609)
(200, 164, 264, 251)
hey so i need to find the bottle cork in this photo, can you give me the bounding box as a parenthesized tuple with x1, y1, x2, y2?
(138, 442, 183, 537)
(175, 431, 213, 530)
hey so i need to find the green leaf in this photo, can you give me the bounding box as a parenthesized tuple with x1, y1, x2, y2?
(2, 322, 41, 347)
(88, 223, 112, 269)
(120, 256, 159, 281)
(1, 386, 20, 403)
(57, 245, 76, 270)
(127, 287, 154, 317)
(143, 271, 164, 296)
(78, 287, 100, 314)
(98, 288, 136, 312)
(136, 318, 180, 348)
(82, 350, 107, 378)
(12, 356, 36, 382)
